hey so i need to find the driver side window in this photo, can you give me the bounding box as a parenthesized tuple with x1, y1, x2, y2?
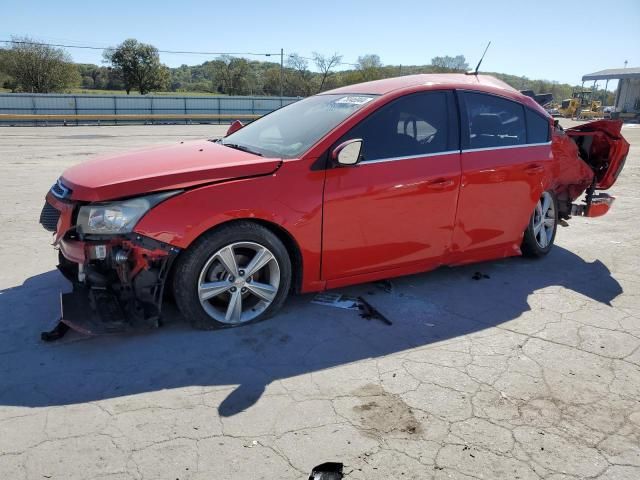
(338, 91, 457, 162)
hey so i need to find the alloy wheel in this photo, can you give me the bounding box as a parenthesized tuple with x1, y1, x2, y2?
(197, 241, 280, 324)
(533, 191, 556, 249)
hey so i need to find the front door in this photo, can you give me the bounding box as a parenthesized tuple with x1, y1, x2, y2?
(322, 90, 461, 280)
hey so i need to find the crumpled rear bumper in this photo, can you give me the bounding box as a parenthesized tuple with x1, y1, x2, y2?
(571, 193, 616, 218)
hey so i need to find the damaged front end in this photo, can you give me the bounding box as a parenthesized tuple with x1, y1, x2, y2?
(40, 186, 180, 336)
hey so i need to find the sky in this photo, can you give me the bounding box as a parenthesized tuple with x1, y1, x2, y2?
(2, 0, 639, 88)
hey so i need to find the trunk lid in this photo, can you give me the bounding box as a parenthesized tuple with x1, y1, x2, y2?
(565, 120, 630, 189)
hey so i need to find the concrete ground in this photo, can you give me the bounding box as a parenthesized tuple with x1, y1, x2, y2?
(0, 122, 639, 480)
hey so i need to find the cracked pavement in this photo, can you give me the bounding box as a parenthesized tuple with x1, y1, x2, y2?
(0, 122, 638, 479)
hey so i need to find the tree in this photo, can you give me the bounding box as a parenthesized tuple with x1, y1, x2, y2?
(430, 55, 469, 72)
(0, 48, 14, 90)
(262, 67, 282, 95)
(77, 64, 113, 89)
(357, 54, 383, 81)
(205, 55, 255, 95)
(312, 52, 342, 92)
(3, 37, 79, 93)
(103, 39, 169, 94)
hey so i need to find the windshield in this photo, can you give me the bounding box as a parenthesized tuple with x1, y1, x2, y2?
(219, 94, 377, 158)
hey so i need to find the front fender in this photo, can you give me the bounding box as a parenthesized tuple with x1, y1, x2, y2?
(133, 160, 326, 292)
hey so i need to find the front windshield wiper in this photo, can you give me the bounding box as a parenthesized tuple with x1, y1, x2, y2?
(220, 142, 263, 157)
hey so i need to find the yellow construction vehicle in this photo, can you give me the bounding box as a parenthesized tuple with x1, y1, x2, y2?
(558, 90, 603, 119)
(558, 97, 581, 118)
(580, 100, 603, 119)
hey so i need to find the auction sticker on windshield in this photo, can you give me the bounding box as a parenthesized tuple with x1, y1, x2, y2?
(334, 96, 375, 105)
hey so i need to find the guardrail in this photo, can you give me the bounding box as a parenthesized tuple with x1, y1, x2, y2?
(0, 113, 262, 125)
(0, 93, 299, 126)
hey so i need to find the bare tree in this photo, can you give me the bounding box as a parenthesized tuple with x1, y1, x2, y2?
(3, 37, 79, 93)
(286, 53, 314, 96)
(312, 52, 342, 92)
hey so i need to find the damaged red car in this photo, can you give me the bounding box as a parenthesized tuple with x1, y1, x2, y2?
(40, 74, 629, 335)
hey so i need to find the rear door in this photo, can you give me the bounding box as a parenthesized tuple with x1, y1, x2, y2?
(322, 90, 461, 280)
(451, 91, 552, 256)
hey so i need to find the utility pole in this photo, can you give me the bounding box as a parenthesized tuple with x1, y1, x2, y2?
(280, 48, 284, 97)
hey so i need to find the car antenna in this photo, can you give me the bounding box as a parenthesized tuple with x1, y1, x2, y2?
(466, 41, 491, 76)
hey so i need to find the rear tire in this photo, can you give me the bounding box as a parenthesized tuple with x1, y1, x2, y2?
(172, 222, 292, 329)
(522, 190, 558, 257)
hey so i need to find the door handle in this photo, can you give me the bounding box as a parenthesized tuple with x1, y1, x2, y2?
(427, 178, 455, 190)
(525, 163, 544, 174)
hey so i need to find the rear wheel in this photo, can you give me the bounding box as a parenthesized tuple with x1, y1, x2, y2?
(522, 190, 558, 257)
(173, 222, 292, 329)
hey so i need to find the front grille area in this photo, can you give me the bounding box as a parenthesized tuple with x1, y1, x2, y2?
(40, 202, 61, 232)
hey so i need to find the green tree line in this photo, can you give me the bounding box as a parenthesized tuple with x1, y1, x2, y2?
(0, 37, 614, 104)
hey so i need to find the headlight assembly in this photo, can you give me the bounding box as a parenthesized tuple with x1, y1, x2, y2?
(77, 191, 179, 235)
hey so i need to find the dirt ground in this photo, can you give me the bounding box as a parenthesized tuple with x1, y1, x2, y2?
(0, 121, 639, 479)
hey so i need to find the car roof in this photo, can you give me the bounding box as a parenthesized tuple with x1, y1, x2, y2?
(322, 73, 517, 96)
(321, 73, 548, 117)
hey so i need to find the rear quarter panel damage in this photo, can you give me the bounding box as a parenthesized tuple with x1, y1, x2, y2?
(548, 129, 594, 207)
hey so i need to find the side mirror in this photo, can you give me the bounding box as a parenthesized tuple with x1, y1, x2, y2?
(332, 139, 363, 166)
(226, 120, 244, 136)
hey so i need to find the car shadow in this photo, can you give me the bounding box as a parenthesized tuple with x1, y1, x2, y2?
(0, 246, 622, 417)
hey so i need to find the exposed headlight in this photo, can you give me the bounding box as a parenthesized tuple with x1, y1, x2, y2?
(77, 191, 179, 235)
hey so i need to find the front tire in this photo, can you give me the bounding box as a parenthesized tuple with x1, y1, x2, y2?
(172, 222, 292, 329)
(522, 190, 558, 257)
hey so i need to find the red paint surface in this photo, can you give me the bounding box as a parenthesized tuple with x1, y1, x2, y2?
(62, 140, 281, 202)
(452, 144, 552, 256)
(322, 152, 461, 279)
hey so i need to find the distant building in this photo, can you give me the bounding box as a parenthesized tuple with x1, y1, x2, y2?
(582, 67, 640, 121)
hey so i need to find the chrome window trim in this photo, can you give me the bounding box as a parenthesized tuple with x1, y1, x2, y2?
(462, 141, 552, 154)
(362, 150, 460, 165)
(355, 141, 551, 165)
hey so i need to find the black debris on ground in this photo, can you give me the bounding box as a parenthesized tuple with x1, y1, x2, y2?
(308, 462, 343, 480)
(358, 296, 393, 326)
(472, 272, 491, 280)
(40, 320, 70, 342)
(374, 279, 393, 293)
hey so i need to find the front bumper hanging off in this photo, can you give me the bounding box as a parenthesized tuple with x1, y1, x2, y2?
(54, 232, 180, 336)
(39, 186, 184, 338)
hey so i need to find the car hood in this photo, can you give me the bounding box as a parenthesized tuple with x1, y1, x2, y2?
(61, 140, 282, 202)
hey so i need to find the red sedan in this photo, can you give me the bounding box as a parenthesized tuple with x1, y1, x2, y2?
(40, 74, 629, 334)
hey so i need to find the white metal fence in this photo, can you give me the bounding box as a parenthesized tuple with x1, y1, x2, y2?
(0, 93, 300, 125)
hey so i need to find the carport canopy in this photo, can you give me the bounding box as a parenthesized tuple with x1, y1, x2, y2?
(582, 67, 640, 81)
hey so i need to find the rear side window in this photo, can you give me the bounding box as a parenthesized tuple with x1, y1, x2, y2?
(462, 92, 526, 149)
(337, 91, 458, 162)
(526, 108, 551, 143)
